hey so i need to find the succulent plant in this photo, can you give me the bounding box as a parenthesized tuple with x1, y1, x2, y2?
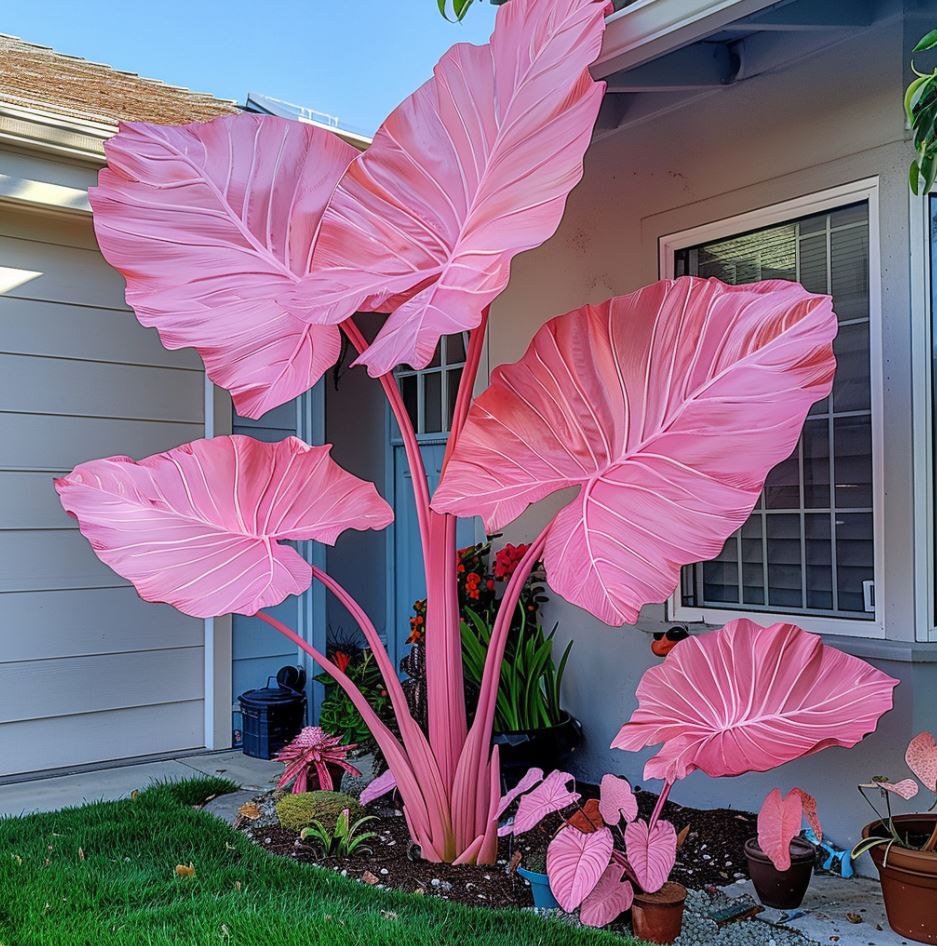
(275, 726, 361, 794)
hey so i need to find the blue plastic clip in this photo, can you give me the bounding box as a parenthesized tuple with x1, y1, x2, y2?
(804, 827, 854, 878)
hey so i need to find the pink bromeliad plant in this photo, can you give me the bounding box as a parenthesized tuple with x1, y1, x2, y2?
(57, 0, 843, 864)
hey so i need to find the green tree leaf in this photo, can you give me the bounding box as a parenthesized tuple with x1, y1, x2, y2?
(915, 28, 937, 52)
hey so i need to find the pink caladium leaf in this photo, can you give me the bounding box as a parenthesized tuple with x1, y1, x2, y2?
(496, 767, 544, 819)
(432, 278, 837, 625)
(860, 778, 920, 800)
(90, 115, 357, 418)
(598, 774, 638, 826)
(54, 435, 393, 618)
(578, 863, 634, 928)
(624, 819, 677, 894)
(546, 824, 614, 912)
(791, 788, 822, 842)
(501, 770, 580, 836)
(757, 789, 805, 871)
(612, 619, 898, 782)
(359, 769, 397, 806)
(287, 0, 610, 376)
(906, 731, 937, 792)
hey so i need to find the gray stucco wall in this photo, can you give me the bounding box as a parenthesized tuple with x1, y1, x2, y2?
(485, 7, 937, 867)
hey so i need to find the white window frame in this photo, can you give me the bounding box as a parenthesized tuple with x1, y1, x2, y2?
(910, 187, 937, 643)
(662, 178, 885, 640)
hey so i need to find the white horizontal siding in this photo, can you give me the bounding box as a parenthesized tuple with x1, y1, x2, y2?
(0, 588, 201, 663)
(0, 200, 207, 772)
(0, 702, 204, 776)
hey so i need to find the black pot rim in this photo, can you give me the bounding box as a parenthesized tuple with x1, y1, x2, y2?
(493, 710, 576, 738)
(744, 836, 816, 864)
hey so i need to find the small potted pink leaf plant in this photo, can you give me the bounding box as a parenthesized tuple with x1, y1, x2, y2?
(747, 787, 822, 909)
(499, 769, 684, 943)
(853, 731, 937, 944)
(613, 618, 897, 917)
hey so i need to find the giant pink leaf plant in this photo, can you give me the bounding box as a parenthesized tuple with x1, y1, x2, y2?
(65, 0, 842, 864)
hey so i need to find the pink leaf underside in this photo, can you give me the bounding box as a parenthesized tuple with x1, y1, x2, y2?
(906, 731, 937, 792)
(611, 618, 898, 782)
(860, 779, 920, 800)
(285, 0, 609, 377)
(757, 789, 804, 872)
(496, 767, 545, 819)
(546, 825, 614, 912)
(598, 774, 638, 826)
(359, 769, 397, 806)
(791, 788, 822, 842)
(54, 435, 393, 618)
(624, 818, 677, 894)
(432, 277, 837, 625)
(503, 770, 580, 836)
(579, 863, 635, 928)
(89, 115, 357, 418)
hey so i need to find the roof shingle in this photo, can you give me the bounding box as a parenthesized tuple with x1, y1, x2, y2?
(0, 33, 239, 126)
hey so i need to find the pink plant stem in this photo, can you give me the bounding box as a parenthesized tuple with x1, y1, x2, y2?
(443, 307, 489, 471)
(648, 781, 674, 832)
(341, 317, 431, 563)
(256, 609, 449, 861)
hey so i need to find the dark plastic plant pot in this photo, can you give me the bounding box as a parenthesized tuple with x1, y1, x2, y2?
(631, 882, 687, 944)
(862, 815, 937, 945)
(517, 865, 559, 909)
(745, 836, 815, 909)
(493, 712, 582, 786)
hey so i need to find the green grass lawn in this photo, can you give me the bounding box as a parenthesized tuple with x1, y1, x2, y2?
(0, 778, 640, 946)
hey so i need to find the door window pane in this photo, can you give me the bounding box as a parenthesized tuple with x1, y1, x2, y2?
(678, 202, 874, 619)
(394, 334, 470, 437)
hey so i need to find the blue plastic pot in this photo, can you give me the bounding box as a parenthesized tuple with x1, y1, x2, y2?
(517, 865, 559, 909)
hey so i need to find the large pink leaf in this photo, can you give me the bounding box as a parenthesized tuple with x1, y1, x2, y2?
(90, 115, 357, 418)
(579, 863, 634, 928)
(598, 774, 638, 826)
(612, 619, 898, 782)
(54, 435, 392, 618)
(546, 824, 613, 912)
(757, 789, 805, 871)
(360, 769, 397, 806)
(624, 819, 676, 894)
(285, 0, 609, 376)
(496, 767, 544, 819)
(432, 278, 837, 625)
(502, 770, 580, 836)
(906, 731, 937, 792)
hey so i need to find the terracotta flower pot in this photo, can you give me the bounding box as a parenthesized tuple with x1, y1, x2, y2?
(631, 882, 687, 944)
(744, 836, 815, 909)
(862, 815, 937, 945)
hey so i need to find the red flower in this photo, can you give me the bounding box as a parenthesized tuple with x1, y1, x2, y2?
(334, 650, 351, 673)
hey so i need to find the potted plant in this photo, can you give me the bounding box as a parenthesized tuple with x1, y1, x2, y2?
(745, 787, 821, 909)
(613, 619, 897, 913)
(853, 731, 937, 944)
(499, 769, 685, 942)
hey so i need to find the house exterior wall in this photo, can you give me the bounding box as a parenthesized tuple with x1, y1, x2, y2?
(0, 196, 209, 773)
(486, 10, 937, 862)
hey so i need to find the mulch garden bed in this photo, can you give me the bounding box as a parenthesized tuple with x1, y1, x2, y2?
(236, 782, 756, 909)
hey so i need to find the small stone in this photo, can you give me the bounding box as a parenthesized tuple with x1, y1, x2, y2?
(380, 868, 389, 876)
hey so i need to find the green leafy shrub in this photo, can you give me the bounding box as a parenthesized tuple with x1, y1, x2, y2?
(300, 808, 379, 856)
(275, 791, 364, 834)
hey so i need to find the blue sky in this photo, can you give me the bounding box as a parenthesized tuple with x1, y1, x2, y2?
(3, 1, 498, 135)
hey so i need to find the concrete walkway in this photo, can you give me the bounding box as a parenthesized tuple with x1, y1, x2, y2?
(0, 750, 282, 818)
(723, 875, 912, 946)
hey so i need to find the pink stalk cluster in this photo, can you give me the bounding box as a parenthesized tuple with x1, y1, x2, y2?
(55, 0, 847, 865)
(275, 726, 361, 794)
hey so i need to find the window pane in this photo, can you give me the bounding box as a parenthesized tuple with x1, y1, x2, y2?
(763, 446, 800, 510)
(836, 513, 874, 612)
(424, 372, 443, 433)
(805, 514, 833, 610)
(833, 415, 873, 509)
(447, 333, 466, 364)
(400, 375, 418, 431)
(830, 225, 869, 322)
(798, 234, 828, 294)
(740, 517, 764, 605)
(766, 514, 802, 609)
(447, 368, 462, 429)
(802, 418, 831, 509)
(832, 321, 871, 413)
(427, 342, 442, 369)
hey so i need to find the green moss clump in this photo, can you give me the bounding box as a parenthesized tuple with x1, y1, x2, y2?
(274, 791, 365, 834)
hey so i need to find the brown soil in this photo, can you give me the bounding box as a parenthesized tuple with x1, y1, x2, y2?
(239, 783, 757, 910)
